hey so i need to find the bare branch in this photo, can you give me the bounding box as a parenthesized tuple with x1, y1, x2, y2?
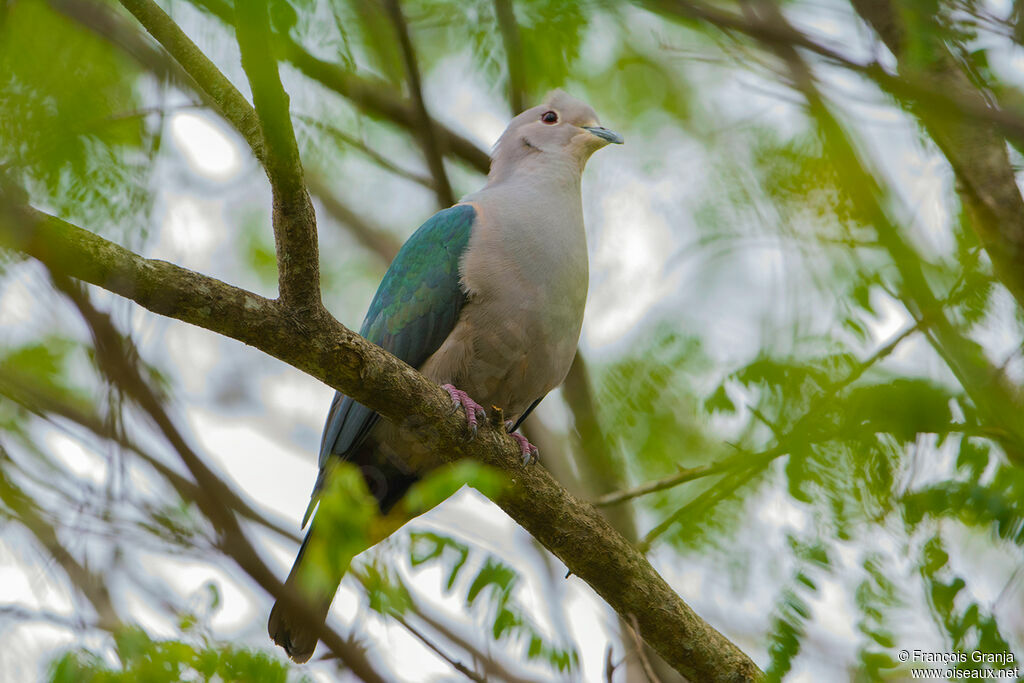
(382, 0, 455, 207)
(408, 596, 548, 683)
(297, 114, 437, 192)
(234, 0, 321, 309)
(116, 0, 263, 158)
(593, 461, 729, 507)
(392, 613, 486, 683)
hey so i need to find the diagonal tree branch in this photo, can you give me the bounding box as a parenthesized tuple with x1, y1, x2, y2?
(306, 174, 401, 265)
(234, 0, 320, 309)
(382, 0, 456, 208)
(493, 0, 527, 115)
(0, 198, 762, 682)
(297, 114, 437, 193)
(48, 273, 389, 683)
(0, 451, 121, 632)
(749, 0, 1024, 462)
(849, 0, 1024, 311)
(117, 0, 264, 159)
(186, 0, 493, 176)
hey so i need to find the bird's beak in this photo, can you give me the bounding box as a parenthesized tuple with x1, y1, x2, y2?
(583, 126, 624, 145)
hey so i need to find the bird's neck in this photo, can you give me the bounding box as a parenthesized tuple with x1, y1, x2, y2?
(485, 150, 585, 196)
(466, 151, 589, 301)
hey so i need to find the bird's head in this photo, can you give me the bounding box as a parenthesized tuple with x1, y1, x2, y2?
(489, 90, 622, 181)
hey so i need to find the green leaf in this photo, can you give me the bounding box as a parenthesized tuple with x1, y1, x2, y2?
(408, 531, 470, 591)
(843, 379, 954, 442)
(466, 557, 516, 607)
(357, 563, 413, 617)
(705, 383, 735, 414)
(400, 460, 506, 514)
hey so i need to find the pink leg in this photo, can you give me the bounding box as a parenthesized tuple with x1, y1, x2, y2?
(441, 384, 486, 436)
(505, 420, 539, 465)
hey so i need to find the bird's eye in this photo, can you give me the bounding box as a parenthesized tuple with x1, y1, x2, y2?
(541, 111, 558, 124)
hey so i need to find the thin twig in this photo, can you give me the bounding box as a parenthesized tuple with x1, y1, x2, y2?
(408, 589, 548, 683)
(297, 114, 436, 191)
(640, 465, 762, 550)
(188, 0, 493, 175)
(116, 0, 263, 158)
(594, 462, 728, 507)
(393, 614, 487, 683)
(604, 645, 620, 683)
(382, 0, 455, 207)
(627, 614, 663, 683)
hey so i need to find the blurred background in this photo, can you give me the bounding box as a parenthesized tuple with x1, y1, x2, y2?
(3, 0, 1024, 680)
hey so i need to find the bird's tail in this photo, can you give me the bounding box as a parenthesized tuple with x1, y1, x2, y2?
(267, 523, 342, 664)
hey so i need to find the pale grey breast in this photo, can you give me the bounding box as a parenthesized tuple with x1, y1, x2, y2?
(419, 186, 588, 422)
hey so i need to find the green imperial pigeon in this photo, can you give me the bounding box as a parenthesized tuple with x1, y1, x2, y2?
(269, 90, 622, 662)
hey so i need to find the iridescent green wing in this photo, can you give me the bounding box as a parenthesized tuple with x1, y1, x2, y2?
(306, 204, 476, 523)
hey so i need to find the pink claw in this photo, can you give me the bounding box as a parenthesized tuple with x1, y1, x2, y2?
(509, 431, 540, 465)
(442, 384, 486, 436)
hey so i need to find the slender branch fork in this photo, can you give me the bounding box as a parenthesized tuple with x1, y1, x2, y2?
(0, 0, 762, 680)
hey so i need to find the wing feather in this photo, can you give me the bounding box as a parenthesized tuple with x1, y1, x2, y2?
(303, 204, 476, 524)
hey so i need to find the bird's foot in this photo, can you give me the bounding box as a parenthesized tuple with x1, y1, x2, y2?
(505, 420, 539, 465)
(442, 384, 486, 437)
